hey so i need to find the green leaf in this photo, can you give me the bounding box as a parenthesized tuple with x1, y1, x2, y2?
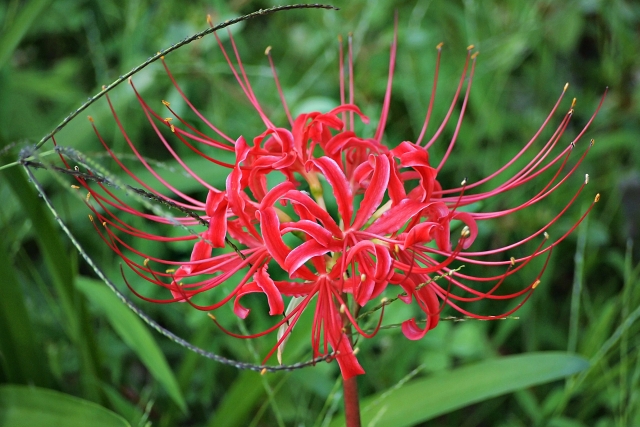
(0, 385, 130, 427)
(3, 166, 103, 402)
(329, 352, 589, 427)
(75, 276, 187, 413)
(0, 0, 52, 70)
(206, 370, 266, 427)
(0, 243, 50, 386)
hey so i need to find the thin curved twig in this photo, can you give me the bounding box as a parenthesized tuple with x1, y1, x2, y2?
(33, 4, 338, 151)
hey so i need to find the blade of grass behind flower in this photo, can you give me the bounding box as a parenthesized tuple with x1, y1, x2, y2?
(329, 352, 589, 427)
(617, 240, 640, 424)
(0, 385, 130, 427)
(0, 243, 51, 386)
(568, 207, 589, 354)
(3, 166, 104, 403)
(552, 249, 640, 419)
(0, 0, 51, 70)
(205, 370, 266, 427)
(99, 383, 145, 427)
(75, 276, 187, 413)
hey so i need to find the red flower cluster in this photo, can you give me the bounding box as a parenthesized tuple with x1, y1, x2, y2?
(77, 24, 602, 379)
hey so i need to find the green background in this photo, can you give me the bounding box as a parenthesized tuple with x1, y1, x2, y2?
(1, 0, 639, 426)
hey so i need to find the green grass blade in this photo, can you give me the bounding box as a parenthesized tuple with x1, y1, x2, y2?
(330, 352, 589, 427)
(0, 0, 51, 70)
(206, 370, 266, 427)
(75, 276, 187, 413)
(0, 385, 130, 427)
(3, 166, 103, 402)
(0, 243, 51, 386)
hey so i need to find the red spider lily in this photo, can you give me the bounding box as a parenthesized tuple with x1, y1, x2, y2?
(67, 20, 604, 380)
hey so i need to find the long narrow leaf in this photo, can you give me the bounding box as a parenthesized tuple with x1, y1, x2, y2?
(0, 244, 50, 386)
(0, 0, 51, 70)
(75, 276, 187, 413)
(3, 166, 103, 402)
(0, 385, 130, 427)
(329, 352, 589, 427)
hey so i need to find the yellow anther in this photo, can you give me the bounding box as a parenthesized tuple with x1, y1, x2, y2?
(471, 52, 479, 59)
(341, 327, 347, 333)
(128, 76, 132, 84)
(461, 226, 470, 238)
(338, 34, 343, 43)
(71, 185, 80, 189)
(164, 117, 173, 123)
(585, 174, 589, 184)
(380, 297, 388, 304)
(436, 42, 444, 50)
(265, 46, 272, 55)
(88, 214, 94, 222)
(510, 257, 516, 266)
(85, 192, 91, 202)
(170, 124, 175, 133)
(594, 193, 601, 203)
(207, 313, 216, 321)
(162, 100, 170, 107)
(571, 98, 577, 108)
(206, 14, 213, 27)
(160, 55, 165, 60)
(144, 258, 150, 267)
(353, 347, 360, 355)
(339, 304, 346, 313)
(532, 280, 540, 289)
(360, 273, 366, 282)
(590, 139, 595, 146)
(461, 178, 467, 186)
(74, 166, 79, 171)
(563, 82, 569, 92)
(260, 368, 267, 375)
(102, 221, 106, 227)
(467, 44, 475, 50)
(102, 85, 107, 91)
(166, 268, 176, 273)
(544, 232, 550, 240)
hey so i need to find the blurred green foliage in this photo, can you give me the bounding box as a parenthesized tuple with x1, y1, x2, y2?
(1, 0, 639, 426)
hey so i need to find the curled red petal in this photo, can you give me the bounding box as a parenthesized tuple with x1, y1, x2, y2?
(285, 239, 332, 276)
(255, 266, 284, 316)
(452, 211, 478, 249)
(281, 219, 335, 247)
(285, 190, 342, 237)
(233, 282, 261, 319)
(257, 208, 290, 268)
(367, 199, 426, 235)
(311, 156, 353, 226)
(205, 190, 228, 248)
(402, 221, 441, 249)
(352, 155, 391, 230)
(401, 285, 440, 340)
(260, 181, 296, 210)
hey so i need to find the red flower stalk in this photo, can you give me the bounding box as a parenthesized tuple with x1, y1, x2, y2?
(69, 22, 604, 380)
